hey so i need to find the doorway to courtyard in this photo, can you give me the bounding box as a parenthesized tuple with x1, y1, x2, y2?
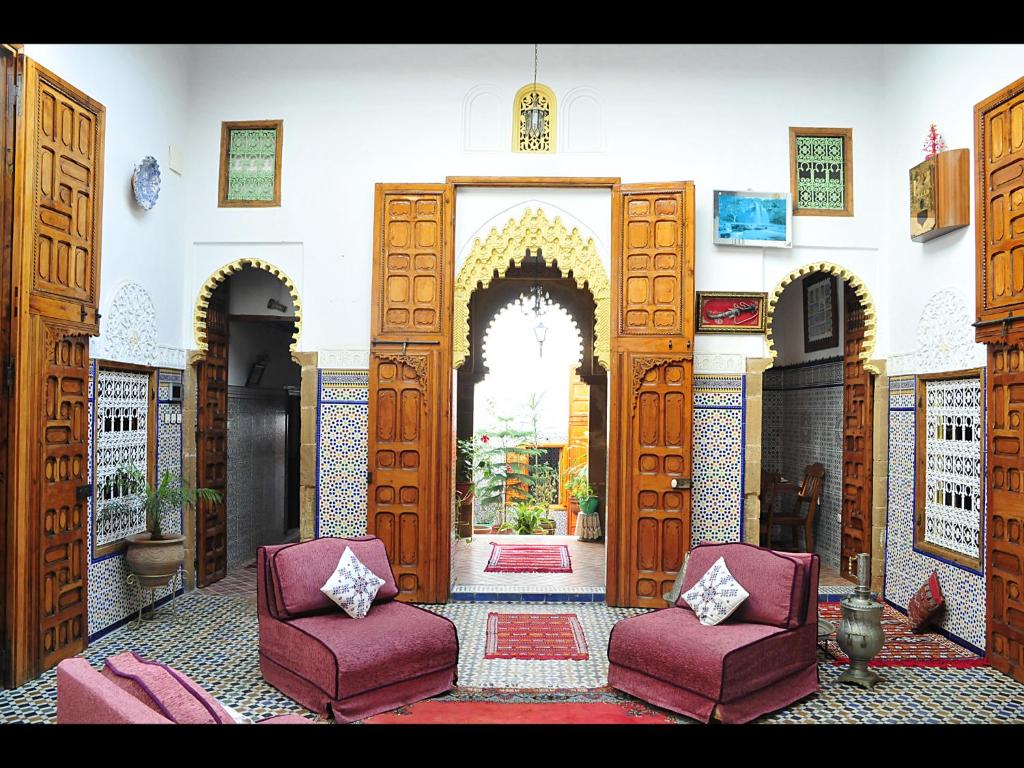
(194, 266, 302, 586)
(452, 252, 608, 597)
(760, 268, 875, 585)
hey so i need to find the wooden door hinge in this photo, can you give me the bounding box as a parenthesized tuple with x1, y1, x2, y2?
(367, 470, 373, 485)
(14, 72, 21, 118)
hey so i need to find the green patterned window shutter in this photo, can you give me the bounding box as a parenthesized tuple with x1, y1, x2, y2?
(795, 135, 846, 211)
(226, 128, 278, 201)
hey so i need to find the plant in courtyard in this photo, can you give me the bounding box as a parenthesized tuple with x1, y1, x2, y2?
(99, 465, 222, 540)
(511, 501, 547, 535)
(566, 461, 598, 514)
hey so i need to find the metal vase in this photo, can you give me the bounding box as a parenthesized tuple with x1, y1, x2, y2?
(836, 552, 885, 688)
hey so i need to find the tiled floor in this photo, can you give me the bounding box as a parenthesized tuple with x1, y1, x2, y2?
(3, 590, 1023, 724)
(452, 535, 605, 592)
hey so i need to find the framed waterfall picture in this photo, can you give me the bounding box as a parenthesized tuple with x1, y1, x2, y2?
(713, 190, 792, 248)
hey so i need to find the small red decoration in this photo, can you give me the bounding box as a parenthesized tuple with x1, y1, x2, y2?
(480, 434, 489, 443)
(922, 123, 947, 160)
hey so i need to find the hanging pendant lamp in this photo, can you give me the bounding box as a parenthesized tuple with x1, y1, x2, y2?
(523, 44, 548, 139)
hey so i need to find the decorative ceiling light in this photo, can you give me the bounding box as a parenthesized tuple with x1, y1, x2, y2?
(534, 320, 548, 357)
(523, 44, 549, 140)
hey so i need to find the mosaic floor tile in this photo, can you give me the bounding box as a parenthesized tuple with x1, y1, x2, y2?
(2, 591, 1023, 725)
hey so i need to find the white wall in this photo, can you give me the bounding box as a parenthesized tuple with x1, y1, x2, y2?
(182, 44, 889, 361)
(881, 44, 1024, 365)
(24, 44, 191, 353)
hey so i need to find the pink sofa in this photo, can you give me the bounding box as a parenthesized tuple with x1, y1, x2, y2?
(257, 536, 459, 723)
(608, 542, 820, 724)
(56, 653, 309, 724)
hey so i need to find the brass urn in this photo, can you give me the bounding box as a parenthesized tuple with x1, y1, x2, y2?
(836, 553, 884, 688)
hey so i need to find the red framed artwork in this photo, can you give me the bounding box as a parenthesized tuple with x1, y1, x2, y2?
(696, 291, 768, 333)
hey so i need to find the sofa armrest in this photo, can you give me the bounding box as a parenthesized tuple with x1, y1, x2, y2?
(57, 658, 171, 724)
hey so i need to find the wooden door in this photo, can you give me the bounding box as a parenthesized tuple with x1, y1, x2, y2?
(196, 286, 229, 586)
(840, 283, 873, 580)
(974, 75, 1024, 343)
(565, 368, 589, 531)
(988, 343, 1024, 683)
(367, 184, 452, 603)
(7, 57, 104, 684)
(607, 183, 695, 608)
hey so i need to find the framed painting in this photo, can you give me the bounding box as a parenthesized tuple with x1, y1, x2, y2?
(713, 190, 792, 248)
(790, 127, 853, 217)
(803, 273, 839, 352)
(696, 291, 768, 333)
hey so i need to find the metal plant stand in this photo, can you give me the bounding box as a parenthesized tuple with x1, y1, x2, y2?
(126, 565, 183, 629)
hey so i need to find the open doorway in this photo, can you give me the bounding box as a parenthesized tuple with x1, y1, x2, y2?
(761, 271, 874, 584)
(195, 266, 301, 586)
(453, 252, 608, 597)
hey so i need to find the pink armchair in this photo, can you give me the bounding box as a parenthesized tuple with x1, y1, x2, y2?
(56, 653, 310, 724)
(257, 536, 459, 723)
(608, 542, 820, 724)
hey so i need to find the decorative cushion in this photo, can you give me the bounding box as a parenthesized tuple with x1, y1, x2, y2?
(681, 556, 750, 626)
(320, 547, 385, 619)
(908, 570, 945, 632)
(676, 543, 804, 628)
(266, 537, 398, 620)
(101, 652, 232, 724)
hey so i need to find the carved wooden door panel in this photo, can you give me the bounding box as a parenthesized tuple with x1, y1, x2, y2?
(840, 284, 873, 581)
(975, 75, 1024, 342)
(988, 343, 1024, 683)
(6, 56, 104, 685)
(608, 182, 695, 608)
(196, 286, 228, 586)
(367, 184, 452, 603)
(19, 60, 104, 334)
(35, 323, 89, 670)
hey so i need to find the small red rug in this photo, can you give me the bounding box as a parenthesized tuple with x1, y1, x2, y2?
(818, 602, 987, 668)
(364, 701, 676, 724)
(484, 543, 572, 573)
(485, 613, 589, 661)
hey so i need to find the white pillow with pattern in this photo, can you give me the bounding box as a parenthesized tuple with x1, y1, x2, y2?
(681, 556, 749, 626)
(320, 547, 385, 619)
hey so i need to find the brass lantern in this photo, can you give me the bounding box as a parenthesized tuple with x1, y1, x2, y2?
(523, 91, 548, 139)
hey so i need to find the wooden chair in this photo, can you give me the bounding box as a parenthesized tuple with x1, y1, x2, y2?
(758, 470, 782, 546)
(766, 463, 825, 553)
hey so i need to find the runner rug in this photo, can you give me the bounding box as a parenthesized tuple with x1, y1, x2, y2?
(818, 601, 986, 668)
(484, 612, 589, 661)
(362, 687, 685, 724)
(484, 543, 572, 573)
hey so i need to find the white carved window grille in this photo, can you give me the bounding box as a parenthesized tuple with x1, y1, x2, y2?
(94, 369, 150, 548)
(922, 377, 982, 560)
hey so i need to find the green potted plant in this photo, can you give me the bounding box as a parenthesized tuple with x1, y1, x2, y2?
(567, 462, 598, 515)
(100, 466, 222, 588)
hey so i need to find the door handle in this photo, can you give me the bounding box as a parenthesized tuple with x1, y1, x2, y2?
(670, 478, 691, 490)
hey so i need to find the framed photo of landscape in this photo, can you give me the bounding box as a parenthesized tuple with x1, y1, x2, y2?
(803, 273, 839, 352)
(713, 190, 792, 248)
(696, 291, 768, 333)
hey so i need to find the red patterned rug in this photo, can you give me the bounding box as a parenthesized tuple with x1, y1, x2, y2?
(484, 543, 572, 573)
(363, 700, 677, 724)
(484, 613, 589, 660)
(818, 602, 987, 668)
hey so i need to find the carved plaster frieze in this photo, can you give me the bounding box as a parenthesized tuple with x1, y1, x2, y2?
(319, 349, 371, 370)
(909, 289, 986, 375)
(454, 208, 610, 371)
(94, 282, 158, 366)
(765, 261, 878, 375)
(694, 353, 746, 375)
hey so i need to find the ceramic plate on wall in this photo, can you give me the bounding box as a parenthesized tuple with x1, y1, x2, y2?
(131, 156, 161, 210)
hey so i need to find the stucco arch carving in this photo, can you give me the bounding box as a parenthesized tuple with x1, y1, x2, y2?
(765, 261, 878, 374)
(193, 258, 302, 353)
(453, 208, 610, 370)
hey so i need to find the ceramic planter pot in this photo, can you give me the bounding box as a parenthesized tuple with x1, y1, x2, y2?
(125, 533, 185, 589)
(580, 497, 599, 515)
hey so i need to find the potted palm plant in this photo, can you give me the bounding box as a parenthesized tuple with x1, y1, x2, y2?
(567, 463, 598, 515)
(100, 466, 222, 588)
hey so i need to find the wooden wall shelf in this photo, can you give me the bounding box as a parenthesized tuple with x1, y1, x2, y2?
(910, 148, 969, 243)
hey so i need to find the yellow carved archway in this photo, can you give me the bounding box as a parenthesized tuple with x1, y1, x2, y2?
(765, 261, 879, 374)
(453, 208, 610, 370)
(193, 258, 302, 353)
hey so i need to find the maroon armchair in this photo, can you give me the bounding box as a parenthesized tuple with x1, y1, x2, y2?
(608, 542, 820, 724)
(257, 536, 459, 723)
